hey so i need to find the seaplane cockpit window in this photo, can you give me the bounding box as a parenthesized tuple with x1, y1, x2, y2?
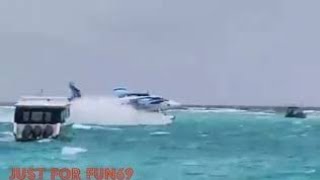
(31, 112, 43, 122)
(23, 111, 30, 122)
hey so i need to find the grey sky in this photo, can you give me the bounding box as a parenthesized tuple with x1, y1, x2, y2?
(0, 0, 319, 105)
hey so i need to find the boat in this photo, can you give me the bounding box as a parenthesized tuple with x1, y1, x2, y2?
(285, 106, 306, 119)
(13, 96, 71, 141)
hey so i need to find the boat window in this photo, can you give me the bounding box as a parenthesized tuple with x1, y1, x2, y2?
(61, 109, 67, 121)
(15, 108, 67, 124)
(31, 112, 43, 122)
(23, 111, 30, 122)
(44, 112, 52, 122)
(60, 110, 64, 120)
(66, 108, 70, 118)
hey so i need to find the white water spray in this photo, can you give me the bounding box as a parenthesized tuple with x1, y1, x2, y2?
(69, 96, 173, 126)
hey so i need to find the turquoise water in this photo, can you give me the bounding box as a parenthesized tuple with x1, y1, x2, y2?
(1, 107, 320, 180)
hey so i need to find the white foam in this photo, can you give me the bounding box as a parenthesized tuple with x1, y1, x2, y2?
(0, 106, 14, 123)
(250, 111, 274, 116)
(0, 131, 13, 136)
(186, 108, 247, 113)
(200, 133, 208, 137)
(61, 147, 87, 155)
(72, 124, 124, 131)
(0, 136, 14, 142)
(101, 127, 123, 131)
(149, 131, 171, 136)
(189, 109, 276, 117)
(72, 124, 92, 130)
(0, 106, 14, 109)
(305, 169, 316, 174)
(0, 131, 14, 142)
(37, 139, 52, 143)
(304, 110, 316, 113)
(69, 96, 173, 126)
(210, 108, 247, 113)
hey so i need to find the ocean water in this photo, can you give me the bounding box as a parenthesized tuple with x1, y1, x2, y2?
(1, 106, 320, 180)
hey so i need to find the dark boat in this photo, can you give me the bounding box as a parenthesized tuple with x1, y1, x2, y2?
(285, 106, 306, 118)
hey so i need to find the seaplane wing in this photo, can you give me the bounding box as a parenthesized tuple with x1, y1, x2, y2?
(113, 87, 180, 112)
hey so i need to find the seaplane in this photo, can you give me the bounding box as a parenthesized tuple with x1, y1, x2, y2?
(69, 83, 178, 119)
(113, 87, 180, 113)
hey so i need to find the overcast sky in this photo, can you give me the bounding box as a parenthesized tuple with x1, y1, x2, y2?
(0, 0, 319, 105)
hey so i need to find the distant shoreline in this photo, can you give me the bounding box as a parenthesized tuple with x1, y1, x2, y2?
(182, 105, 320, 111)
(0, 102, 15, 106)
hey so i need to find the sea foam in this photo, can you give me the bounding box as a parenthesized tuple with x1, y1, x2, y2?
(61, 146, 87, 155)
(69, 96, 173, 126)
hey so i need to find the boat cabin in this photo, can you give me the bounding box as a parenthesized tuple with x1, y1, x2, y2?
(13, 96, 70, 141)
